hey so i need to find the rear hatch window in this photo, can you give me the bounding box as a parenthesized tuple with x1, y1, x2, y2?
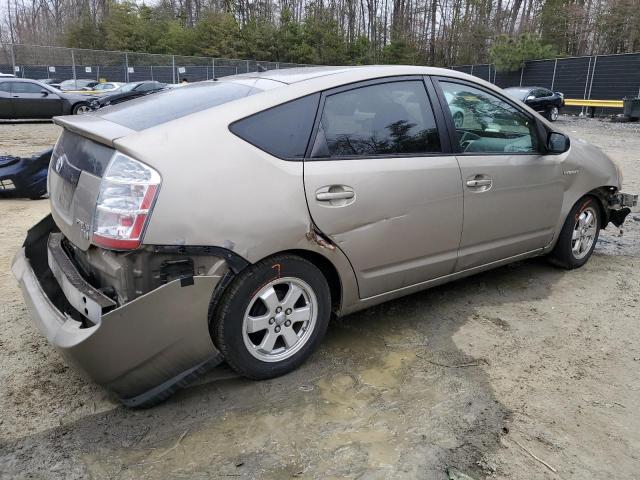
(49, 130, 116, 250)
(95, 80, 275, 131)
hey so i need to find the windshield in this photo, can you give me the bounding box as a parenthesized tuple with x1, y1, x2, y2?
(59, 79, 94, 89)
(96, 80, 280, 131)
(503, 88, 530, 101)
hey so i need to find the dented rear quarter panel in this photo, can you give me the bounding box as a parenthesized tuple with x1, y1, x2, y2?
(110, 78, 366, 313)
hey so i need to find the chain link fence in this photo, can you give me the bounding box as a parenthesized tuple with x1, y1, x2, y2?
(451, 52, 640, 112)
(0, 43, 308, 84)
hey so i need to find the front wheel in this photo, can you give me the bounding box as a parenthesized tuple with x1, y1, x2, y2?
(72, 103, 91, 115)
(211, 254, 331, 379)
(549, 196, 600, 269)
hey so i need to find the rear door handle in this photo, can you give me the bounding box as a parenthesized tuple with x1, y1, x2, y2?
(466, 179, 492, 187)
(315, 185, 356, 206)
(316, 191, 355, 201)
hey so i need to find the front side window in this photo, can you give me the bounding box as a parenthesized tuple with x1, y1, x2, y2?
(0, 82, 10, 93)
(11, 82, 43, 94)
(312, 80, 441, 158)
(440, 81, 539, 154)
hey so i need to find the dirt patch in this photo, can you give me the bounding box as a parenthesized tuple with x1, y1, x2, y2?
(0, 122, 61, 156)
(0, 116, 639, 479)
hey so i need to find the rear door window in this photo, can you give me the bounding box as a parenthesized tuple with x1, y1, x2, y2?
(311, 80, 441, 158)
(229, 94, 320, 160)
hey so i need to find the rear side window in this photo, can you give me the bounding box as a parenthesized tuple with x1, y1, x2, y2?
(0, 82, 10, 93)
(230, 94, 320, 160)
(98, 81, 266, 131)
(311, 80, 441, 158)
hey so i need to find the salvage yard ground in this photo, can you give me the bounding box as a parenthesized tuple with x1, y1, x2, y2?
(0, 117, 639, 479)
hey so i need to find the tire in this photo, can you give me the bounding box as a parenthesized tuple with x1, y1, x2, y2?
(453, 111, 464, 128)
(546, 106, 559, 122)
(72, 103, 91, 115)
(549, 195, 601, 269)
(211, 254, 331, 379)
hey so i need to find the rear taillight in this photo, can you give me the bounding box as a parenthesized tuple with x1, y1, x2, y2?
(92, 152, 161, 250)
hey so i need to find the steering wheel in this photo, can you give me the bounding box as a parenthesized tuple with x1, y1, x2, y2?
(458, 131, 481, 152)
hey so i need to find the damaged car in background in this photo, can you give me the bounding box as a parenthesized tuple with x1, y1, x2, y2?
(0, 149, 52, 199)
(13, 66, 638, 407)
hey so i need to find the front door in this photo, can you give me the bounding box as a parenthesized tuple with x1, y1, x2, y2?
(11, 81, 63, 118)
(304, 78, 464, 299)
(435, 79, 564, 271)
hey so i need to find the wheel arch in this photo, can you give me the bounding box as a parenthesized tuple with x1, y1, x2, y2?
(546, 185, 617, 254)
(586, 185, 618, 227)
(71, 101, 89, 114)
(275, 249, 343, 314)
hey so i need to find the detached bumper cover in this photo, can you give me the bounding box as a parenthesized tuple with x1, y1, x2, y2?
(608, 191, 638, 227)
(12, 216, 223, 403)
(0, 149, 52, 198)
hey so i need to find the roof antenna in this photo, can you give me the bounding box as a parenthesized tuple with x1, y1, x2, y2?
(257, 64, 267, 72)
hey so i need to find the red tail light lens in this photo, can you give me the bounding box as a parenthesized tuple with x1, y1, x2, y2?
(92, 152, 161, 250)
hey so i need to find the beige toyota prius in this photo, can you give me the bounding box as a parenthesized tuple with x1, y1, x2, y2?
(13, 66, 637, 406)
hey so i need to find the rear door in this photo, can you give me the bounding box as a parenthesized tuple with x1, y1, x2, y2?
(0, 81, 14, 118)
(303, 77, 464, 299)
(11, 81, 63, 118)
(434, 78, 564, 271)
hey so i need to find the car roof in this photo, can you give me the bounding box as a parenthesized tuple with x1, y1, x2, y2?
(505, 86, 550, 90)
(227, 65, 467, 85)
(1, 78, 41, 83)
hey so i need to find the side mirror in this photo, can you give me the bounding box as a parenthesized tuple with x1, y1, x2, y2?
(526, 95, 536, 101)
(41, 89, 49, 96)
(547, 132, 570, 154)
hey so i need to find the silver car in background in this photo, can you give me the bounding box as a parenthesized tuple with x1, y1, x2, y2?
(12, 66, 637, 406)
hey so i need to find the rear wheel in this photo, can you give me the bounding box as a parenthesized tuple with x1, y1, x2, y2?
(547, 106, 559, 121)
(212, 254, 331, 379)
(549, 196, 600, 269)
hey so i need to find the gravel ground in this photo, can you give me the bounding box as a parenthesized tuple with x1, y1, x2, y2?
(0, 117, 639, 480)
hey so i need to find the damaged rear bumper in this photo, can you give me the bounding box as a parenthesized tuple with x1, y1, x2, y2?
(12, 216, 223, 406)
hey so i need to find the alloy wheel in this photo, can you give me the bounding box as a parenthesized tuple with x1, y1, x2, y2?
(242, 277, 318, 362)
(572, 206, 598, 259)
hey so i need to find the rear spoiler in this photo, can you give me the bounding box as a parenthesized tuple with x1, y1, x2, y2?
(53, 114, 136, 148)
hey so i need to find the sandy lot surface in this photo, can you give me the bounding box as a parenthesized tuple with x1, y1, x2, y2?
(0, 122, 61, 156)
(0, 117, 639, 479)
